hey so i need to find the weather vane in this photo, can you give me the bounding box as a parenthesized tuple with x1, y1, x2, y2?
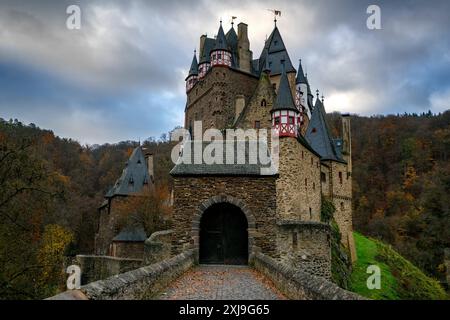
(267, 9, 282, 26)
(231, 16, 237, 26)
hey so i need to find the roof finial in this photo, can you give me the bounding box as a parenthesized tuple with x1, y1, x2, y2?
(274, 16, 277, 27)
(220, 18, 222, 26)
(321, 94, 324, 103)
(316, 89, 320, 99)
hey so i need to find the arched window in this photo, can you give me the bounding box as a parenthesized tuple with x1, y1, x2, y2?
(261, 99, 267, 107)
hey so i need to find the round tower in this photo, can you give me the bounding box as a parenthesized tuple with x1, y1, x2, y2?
(271, 61, 300, 138)
(185, 50, 199, 92)
(295, 59, 309, 123)
(210, 21, 232, 68)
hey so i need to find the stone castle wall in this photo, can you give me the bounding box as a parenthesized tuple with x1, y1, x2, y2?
(171, 176, 278, 257)
(276, 222, 331, 278)
(276, 138, 321, 221)
(185, 66, 259, 132)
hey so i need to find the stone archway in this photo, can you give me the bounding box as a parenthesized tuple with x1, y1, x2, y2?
(191, 195, 256, 264)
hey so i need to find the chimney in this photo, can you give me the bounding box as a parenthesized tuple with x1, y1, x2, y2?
(237, 23, 252, 73)
(143, 151, 155, 188)
(199, 34, 207, 59)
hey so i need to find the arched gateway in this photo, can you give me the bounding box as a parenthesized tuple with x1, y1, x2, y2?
(199, 202, 248, 265)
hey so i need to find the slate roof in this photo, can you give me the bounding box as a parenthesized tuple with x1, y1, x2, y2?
(105, 147, 151, 198)
(112, 226, 147, 242)
(296, 60, 307, 84)
(258, 27, 296, 76)
(213, 23, 228, 51)
(305, 98, 345, 163)
(226, 27, 238, 53)
(199, 38, 215, 64)
(170, 141, 277, 176)
(187, 52, 198, 78)
(271, 64, 298, 112)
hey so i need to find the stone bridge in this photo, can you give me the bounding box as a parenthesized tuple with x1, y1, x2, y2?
(48, 250, 363, 300)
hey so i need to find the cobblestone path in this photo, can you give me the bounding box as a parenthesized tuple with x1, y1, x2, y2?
(158, 265, 286, 300)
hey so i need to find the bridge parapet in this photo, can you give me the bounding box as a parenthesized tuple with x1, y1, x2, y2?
(47, 249, 195, 300)
(250, 251, 366, 300)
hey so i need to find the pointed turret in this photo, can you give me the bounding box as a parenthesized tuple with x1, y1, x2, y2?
(210, 21, 232, 67)
(258, 26, 295, 76)
(271, 62, 300, 137)
(185, 51, 199, 92)
(226, 25, 238, 67)
(305, 92, 343, 162)
(295, 59, 307, 85)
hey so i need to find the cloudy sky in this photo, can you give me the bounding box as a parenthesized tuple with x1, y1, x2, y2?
(0, 0, 449, 144)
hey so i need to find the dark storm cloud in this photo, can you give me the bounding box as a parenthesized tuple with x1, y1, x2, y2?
(0, 0, 449, 143)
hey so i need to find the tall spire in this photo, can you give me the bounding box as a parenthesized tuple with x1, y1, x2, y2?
(213, 21, 228, 51)
(296, 59, 307, 84)
(187, 50, 198, 77)
(271, 61, 297, 112)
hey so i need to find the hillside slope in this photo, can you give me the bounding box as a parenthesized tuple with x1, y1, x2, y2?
(350, 232, 447, 300)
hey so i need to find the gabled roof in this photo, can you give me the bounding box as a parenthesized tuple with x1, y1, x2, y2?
(296, 60, 307, 84)
(186, 53, 198, 79)
(305, 98, 345, 163)
(271, 64, 297, 112)
(105, 147, 151, 198)
(258, 27, 296, 76)
(199, 38, 215, 64)
(213, 23, 228, 51)
(112, 226, 147, 242)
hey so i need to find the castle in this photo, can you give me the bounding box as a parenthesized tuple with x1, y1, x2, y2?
(169, 19, 356, 278)
(95, 19, 355, 280)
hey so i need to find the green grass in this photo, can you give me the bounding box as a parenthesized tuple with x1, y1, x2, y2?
(350, 232, 447, 300)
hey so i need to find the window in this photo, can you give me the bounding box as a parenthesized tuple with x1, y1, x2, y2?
(313, 182, 315, 190)
(254, 121, 261, 129)
(312, 127, 317, 133)
(288, 116, 295, 124)
(340, 202, 344, 211)
(272, 83, 277, 90)
(305, 178, 308, 186)
(261, 99, 267, 107)
(309, 208, 312, 219)
(218, 53, 222, 60)
(301, 151, 304, 159)
(339, 172, 343, 184)
(321, 172, 326, 182)
(274, 117, 280, 125)
(311, 157, 314, 165)
(292, 232, 298, 249)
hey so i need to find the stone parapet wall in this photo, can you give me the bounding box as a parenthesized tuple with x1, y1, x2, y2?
(276, 221, 331, 278)
(47, 250, 195, 300)
(144, 230, 174, 265)
(250, 251, 365, 300)
(76, 255, 143, 285)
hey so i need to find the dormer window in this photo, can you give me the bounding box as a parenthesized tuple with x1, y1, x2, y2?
(129, 176, 134, 184)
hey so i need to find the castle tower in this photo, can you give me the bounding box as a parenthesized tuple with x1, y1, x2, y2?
(271, 62, 300, 138)
(295, 59, 309, 133)
(185, 51, 198, 92)
(210, 21, 232, 68)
